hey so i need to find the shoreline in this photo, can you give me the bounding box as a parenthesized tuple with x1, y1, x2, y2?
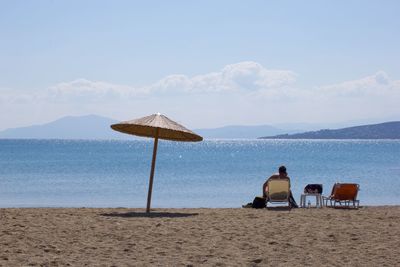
(1, 206, 399, 266)
(0, 203, 399, 208)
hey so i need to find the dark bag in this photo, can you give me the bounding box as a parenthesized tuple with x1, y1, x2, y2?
(304, 184, 323, 194)
(252, 196, 266, 209)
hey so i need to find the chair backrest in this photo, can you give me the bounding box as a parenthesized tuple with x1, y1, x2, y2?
(331, 183, 359, 201)
(267, 178, 290, 202)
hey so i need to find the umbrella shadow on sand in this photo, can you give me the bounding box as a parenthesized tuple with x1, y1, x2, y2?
(100, 211, 199, 218)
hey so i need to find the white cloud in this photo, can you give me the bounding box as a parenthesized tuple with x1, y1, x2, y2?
(317, 71, 398, 97)
(220, 61, 297, 90)
(0, 87, 40, 104)
(47, 78, 148, 101)
(150, 61, 297, 93)
(45, 61, 298, 98)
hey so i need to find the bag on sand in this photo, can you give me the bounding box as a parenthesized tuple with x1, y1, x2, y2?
(252, 196, 266, 209)
(304, 184, 323, 194)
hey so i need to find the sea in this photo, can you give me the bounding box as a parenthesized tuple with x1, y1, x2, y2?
(0, 139, 399, 208)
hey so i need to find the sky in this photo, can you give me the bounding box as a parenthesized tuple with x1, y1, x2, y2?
(0, 0, 399, 130)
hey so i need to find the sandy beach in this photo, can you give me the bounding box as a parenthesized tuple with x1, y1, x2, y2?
(0, 206, 399, 266)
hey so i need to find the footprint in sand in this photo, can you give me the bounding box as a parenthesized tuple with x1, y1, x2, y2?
(252, 258, 263, 263)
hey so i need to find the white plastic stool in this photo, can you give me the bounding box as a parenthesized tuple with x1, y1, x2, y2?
(300, 193, 323, 208)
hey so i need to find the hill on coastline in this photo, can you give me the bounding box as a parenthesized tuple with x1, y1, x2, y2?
(260, 121, 400, 139)
(0, 115, 130, 140)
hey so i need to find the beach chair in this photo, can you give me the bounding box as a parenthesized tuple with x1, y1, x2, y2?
(265, 178, 290, 208)
(323, 183, 360, 208)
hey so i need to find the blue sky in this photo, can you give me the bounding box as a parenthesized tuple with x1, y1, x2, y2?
(1, 1, 399, 130)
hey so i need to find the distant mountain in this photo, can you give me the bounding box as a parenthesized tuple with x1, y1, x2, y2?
(195, 125, 293, 139)
(0, 115, 131, 139)
(260, 121, 400, 139)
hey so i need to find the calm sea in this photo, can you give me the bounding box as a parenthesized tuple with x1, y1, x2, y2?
(0, 139, 399, 208)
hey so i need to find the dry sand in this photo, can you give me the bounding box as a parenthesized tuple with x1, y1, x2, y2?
(1, 206, 399, 266)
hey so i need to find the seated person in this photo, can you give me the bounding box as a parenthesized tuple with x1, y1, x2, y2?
(263, 165, 298, 208)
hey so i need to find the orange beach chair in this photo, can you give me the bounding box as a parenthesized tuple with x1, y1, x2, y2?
(323, 183, 360, 208)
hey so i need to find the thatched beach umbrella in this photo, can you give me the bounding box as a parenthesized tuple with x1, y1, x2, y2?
(111, 113, 203, 213)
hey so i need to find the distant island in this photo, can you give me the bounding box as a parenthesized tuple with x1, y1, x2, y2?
(260, 121, 400, 139)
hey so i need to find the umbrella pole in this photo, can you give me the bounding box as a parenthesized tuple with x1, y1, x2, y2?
(146, 128, 159, 213)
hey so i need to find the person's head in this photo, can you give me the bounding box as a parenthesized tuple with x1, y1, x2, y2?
(278, 165, 287, 176)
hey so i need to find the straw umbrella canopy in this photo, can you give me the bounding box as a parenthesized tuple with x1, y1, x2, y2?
(111, 113, 203, 212)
